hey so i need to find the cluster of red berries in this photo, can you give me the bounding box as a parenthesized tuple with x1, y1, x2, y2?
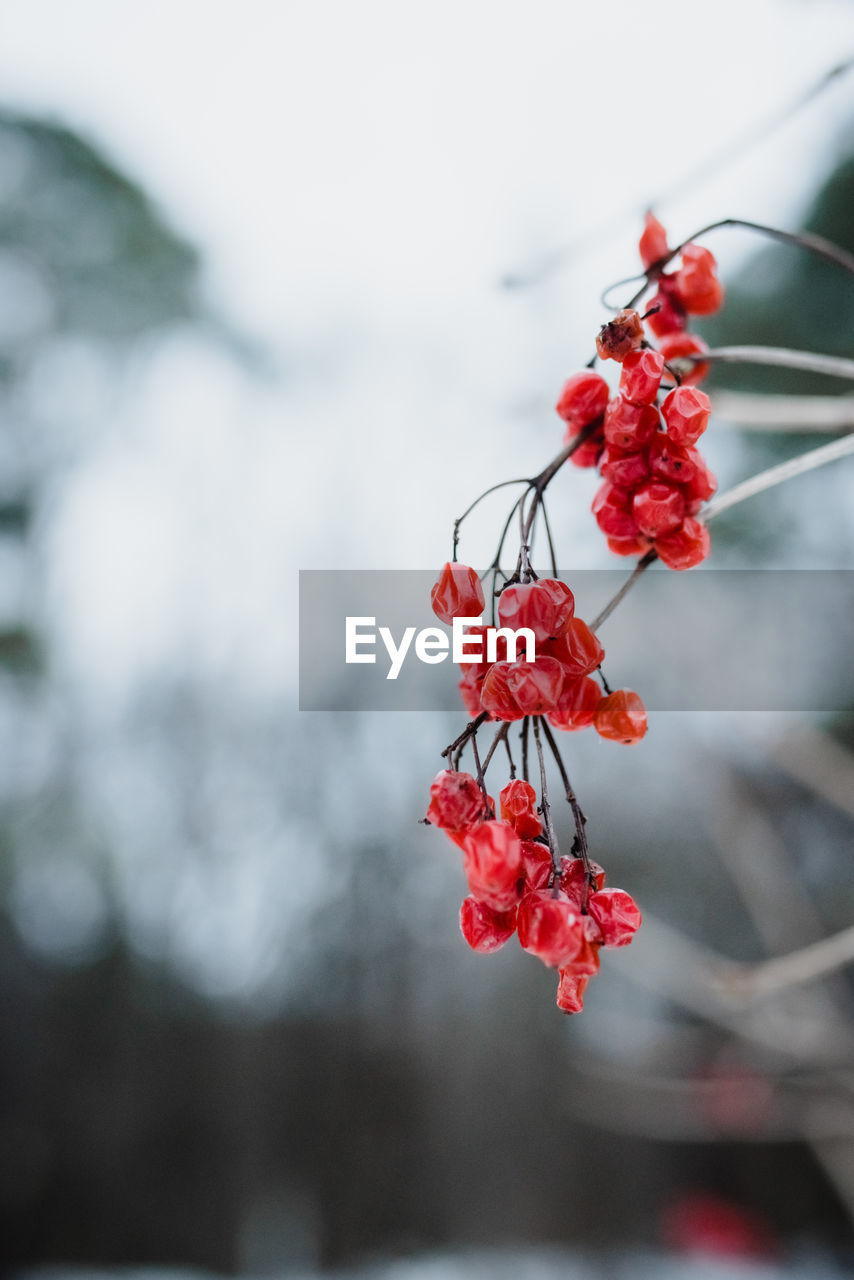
(431, 561, 647, 743)
(555, 214, 725, 569)
(425, 769, 642, 1013)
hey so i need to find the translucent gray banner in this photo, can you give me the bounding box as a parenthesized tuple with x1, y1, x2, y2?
(299, 569, 854, 712)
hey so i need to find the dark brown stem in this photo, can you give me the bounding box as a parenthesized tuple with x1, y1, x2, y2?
(521, 716, 530, 783)
(539, 717, 594, 910)
(442, 712, 489, 762)
(481, 722, 510, 776)
(532, 716, 560, 874)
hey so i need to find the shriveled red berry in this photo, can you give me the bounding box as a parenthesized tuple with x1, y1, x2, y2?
(556, 969, 590, 1014)
(596, 308, 644, 362)
(458, 668, 487, 718)
(462, 820, 523, 911)
(505, 656, 565, 715)
(548, 616, 604, 678)
(606, 533, 651, 558)
(603, 397, 659, 451)
(673, 243, 724, 316)
(639, 211, 669, 270)
(655, 517, 710, 570)
(521, 839, 552, 890)
(517, 890, 598, 970)
(547, 675, 602, 731)
(592, 482, 641, 540)
(431, 562, 485, 625)
(500, 779, 542, 839)
(659, 332, 709, 385)
(480, 662, 525, 722)
(587, 887, 642, 947)
(559, 856, 606, 901)
(459, 896, 518, 953)
(426, 770, 489, 834)
(555, 371, 609, 427)
(497, 578, 574, 643)
(619, 347, 664, 406)
(648, 435, 700, 485)
(662, 385, 711, 446)
(680, 455, 717, 508)
(632, 480, 686, 538)
(594, 689, 648, 744)
(600, 445, 649, 490)
(567, 426, 605, 469)
(644, 274, 685, 337)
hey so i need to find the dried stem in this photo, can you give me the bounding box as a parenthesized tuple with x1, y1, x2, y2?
(539, 716, 593, 908)
(532, 715, 559, 873)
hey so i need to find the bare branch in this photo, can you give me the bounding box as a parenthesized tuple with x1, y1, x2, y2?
(711, 390, 854, 432)
(691, 346, 854, 382)
(704, 431, 854, 522)
(721, 927, 854, 1003)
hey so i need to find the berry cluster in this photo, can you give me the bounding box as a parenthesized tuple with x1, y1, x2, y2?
(426, 769, 641, 1014)
(556, 214, 725, 569)
(431, 562, 647, 743)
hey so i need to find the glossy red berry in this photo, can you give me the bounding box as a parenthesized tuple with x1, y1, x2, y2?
(431, 562, 485, 625)
(632, 480, 686, 537)
(662, 385, 711, 446)
(556, 969, 589, 1014)
(619, 347, 664, 406)
(559, 856, 606, 901)
(606, 533, 652, 558)
(592, 482, 641, 540)
(587, 887, 642, 947)
(654, 517, 710, 569)
(426, 770, 489, 835)
(505, 656, 566, 715)
(547, 616, 604, 678)
(555, 371, 609, 427)
(673, 244, 724, 316)
(459, 896, 518, 953)
(480, 662, 525, 722)
(517, 890, 598, 971)
(520, 839, 553, 890)
(639, 211, 669, 270)
(603, 397, 659, 451)
(546, 675, 602, 731)
(497, 578, 574, 643)
(596, 308, 644, 362)
(462, 819, 523, 911)
(594, 689, 648, 744)
(599, 445, 650, 490)
(659, 333, 709, 385)
(680, 455, 717, 508)
(644, 275, 685, 337)
(648, 435, 700, 486)
(500, 779, 543, 839)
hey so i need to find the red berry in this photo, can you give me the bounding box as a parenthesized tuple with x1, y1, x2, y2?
(458, 668, 487, 718)
(606, 533, 651, 558)
(595, 308, 644, 362)
(600, 445, 650, 490)
(426, 770, 489, 834)
(680, 455, 717, 508)
(632, 480, 686, 538)
(457, 624, 506, 675)
(603, 397, 659, 451)
(644, 275, 685, 337)
(639, 211, 669, 270)
(594, 689, 648, 744)
(567, 427, 605, 469)
(500, 779, 543, 839)
(497, 578, 575, 644)
(673, 244, 724, 316)
(559, 856, 606, 901)
(517, 890, 599, 970)
(648, 435, 700, 485)
(619, 347, 664, 406)
(662, 385, 711, 446)
(555, 371, 609, 427)
(659, 332, 709, 385)
(547, 675, 602, 731)
(547, 616, 604, 678)
(592, 482, 641, 540)
(505, 656, 566, 715)
(556, 969, 589, 1014)
(480, 662, 525, 722)
(462, 820, 523, 911)
(520, 839, 553, 890)
(431, 562, 485, 625)
(459, 896, 518, 953)
(587, 887, 642, 947)
(654, 517, 710, 569)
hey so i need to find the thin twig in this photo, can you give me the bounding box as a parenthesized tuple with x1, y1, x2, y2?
(719, 926, 854, 1004)
(711, 390, 854, 432)
(441, 712, 489, 762)
(539, 716, 594, 906)
(531, 716, 559, 872)
(694, 346, 854, 382)
(704, 431, 854, 521)
(480, 721, 510, 776)
(521, 715, 530, 784)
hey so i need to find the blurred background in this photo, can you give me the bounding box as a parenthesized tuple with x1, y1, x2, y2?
(1, 1, 854, 1276)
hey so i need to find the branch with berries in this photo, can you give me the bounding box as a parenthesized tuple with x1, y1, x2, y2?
(423, 213, 854, 1016)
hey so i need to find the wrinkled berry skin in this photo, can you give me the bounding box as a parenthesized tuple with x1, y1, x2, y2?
(555, 370, 609, 427)
(500, 779, 542, 839)
(655, 517, 710, 570)
(556, 969, 589, 1013)
(517, 890, 599, 970)
(497, 578, 574, 644)
(462, 820, 523, 911)
(587, 887, 642, 947)
(596, 308, 644, 362)
(431, 562, 485, 625)
(594, 689, 648, 744)
(662, 386, 711, 446)
(426, 770, 488, 834)
(459, 896, 518, 953)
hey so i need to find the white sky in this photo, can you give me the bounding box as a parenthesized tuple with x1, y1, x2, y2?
(0, 0, 852, 701)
